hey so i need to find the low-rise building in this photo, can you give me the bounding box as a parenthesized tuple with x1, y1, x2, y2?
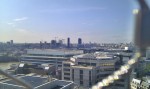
(62, 52, 132, 89)
(62, 52, 119, 88)
(130, 77, 150, 89)
(130, 78, 141, 89)
(21, 49, 83, 69)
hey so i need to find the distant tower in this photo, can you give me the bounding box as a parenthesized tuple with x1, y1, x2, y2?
(67, 37, 70, 48)
(40, 41, 43, 48)
(10, 40, 13, 45)
(51, 40, 57, 48)
(78, 38, 82, 45)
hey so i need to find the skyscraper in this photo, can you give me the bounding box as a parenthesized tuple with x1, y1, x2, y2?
(67, 37, 70, 48)
(10, 40, 13, 45)
(78, 38, 82, 45)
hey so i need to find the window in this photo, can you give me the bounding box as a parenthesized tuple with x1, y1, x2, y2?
(63, 64, 70, 67)
(80, 70, 83, 74)
(57, 61, 62, 64)
(96, 70, 99, 73)
(89, 71, 91, 81)
(64, 68, 70, 71)
(89, 82, 92, 86)
(91, 63, 96, 66)
(72, 69, 74, 81)
(80, 75, 83, 80)
(64, 77, 70, 80)
(58, 65, 62, 67)
(80, 81, 83, 85)
(64, 73, 70, 75)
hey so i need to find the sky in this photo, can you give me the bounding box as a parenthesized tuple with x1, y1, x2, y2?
(0, 0, 145, 43)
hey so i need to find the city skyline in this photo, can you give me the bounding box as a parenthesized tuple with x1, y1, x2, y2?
(0, 0, 144, 43)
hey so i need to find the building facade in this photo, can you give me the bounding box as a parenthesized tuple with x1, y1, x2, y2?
(62, 52, 119, 88)
(131, 77, 150, 89)
(62, 52, 132, 89)
(21, 49, 83, 69)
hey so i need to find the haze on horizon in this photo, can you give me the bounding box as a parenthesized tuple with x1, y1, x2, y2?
(0, 0, 144, 43)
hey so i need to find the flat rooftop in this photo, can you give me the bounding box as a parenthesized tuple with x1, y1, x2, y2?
(22, 55, 67, 59)
(73, 53, 113, 60)
(3, 75, 50, 88)
(51, 86, 62, 89)
(26, 49, 83, 56)
(0, 74, 74, 89)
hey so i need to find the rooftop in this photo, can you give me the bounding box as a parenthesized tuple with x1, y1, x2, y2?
(2, 75, 50, 88)
(26, 49, 83, 56)
(73, 52, 113, 60)
(132, 78, 141, 84)
(22, 55, 67, 59)
(0, 74, 75, 89)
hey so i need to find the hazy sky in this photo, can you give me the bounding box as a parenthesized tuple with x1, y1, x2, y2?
(0, 0, 144, 43)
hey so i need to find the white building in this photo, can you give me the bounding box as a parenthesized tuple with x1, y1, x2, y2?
(62, 52, 132, 89)
(62, 52, 119, 88)
(130, 77, 150, 89)
(21, 49, 83, 68)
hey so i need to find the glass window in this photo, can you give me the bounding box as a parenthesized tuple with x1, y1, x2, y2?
(80, 70, 83, 74)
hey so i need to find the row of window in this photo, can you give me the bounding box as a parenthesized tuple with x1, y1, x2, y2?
(23, 57, 67, 60)
(21, 59, 64, 64)
(64, 77, 70, 80)
(63, 64, 70, 67)
(64, 68, 70, 71)
(78, 62, 96, 66)
(64, 73, 70, 76)
(28, 54, 72, 57)
(99, 63, 114, 66)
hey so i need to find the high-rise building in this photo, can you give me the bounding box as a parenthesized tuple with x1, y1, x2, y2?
(51, 40, 57, 48)
(78, 38, 82, 45)
(10, 40, 13, 45)
(67, 37, 70, 48)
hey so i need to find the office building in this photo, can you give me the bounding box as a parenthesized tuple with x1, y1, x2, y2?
(10, 40, 13, 45)
(67, 37, 70, 48)
(50, 40, 57, 48)
(62, 52, 119, 88)
(78, 38, 82, 45)
(17, 63, 56, 75)
(62, 52, 132, 89)
(77, 38, 83, 48)
(21, 49, 83, 69)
